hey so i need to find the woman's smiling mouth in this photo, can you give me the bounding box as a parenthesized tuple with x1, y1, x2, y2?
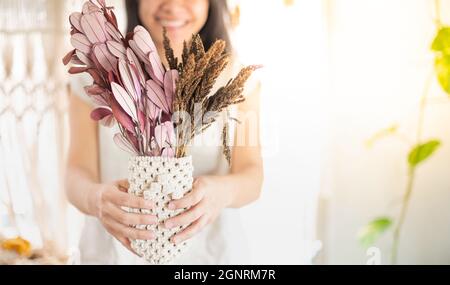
(156, 18, 188, 29)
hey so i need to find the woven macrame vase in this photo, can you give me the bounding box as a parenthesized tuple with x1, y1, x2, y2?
(127, 156, 194, 264)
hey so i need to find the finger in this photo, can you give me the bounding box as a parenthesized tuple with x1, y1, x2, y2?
(107, 190, 154, 209)
(168, 186, 204, 210)
(116, 179, 130, 193)
(106, 218, 155, 240)
(115, 236, 138, 256)
(171, 215, 209, 244)
(104, 203, 157, 226)
(119, 225, 155, 241)
(164, 202, 204, 229)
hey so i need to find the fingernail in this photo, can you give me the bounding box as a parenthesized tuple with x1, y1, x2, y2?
(168, 203, 175, 210)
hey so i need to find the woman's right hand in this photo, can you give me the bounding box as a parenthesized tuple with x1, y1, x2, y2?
(91, 179, 157, 254)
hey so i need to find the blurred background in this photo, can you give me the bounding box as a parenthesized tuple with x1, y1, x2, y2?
(0, 0, 449, 265)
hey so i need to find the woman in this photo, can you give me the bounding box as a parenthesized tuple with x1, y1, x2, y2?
(66, 0, 263, 264)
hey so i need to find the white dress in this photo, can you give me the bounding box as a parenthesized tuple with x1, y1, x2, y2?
(69, 57, 256, 265)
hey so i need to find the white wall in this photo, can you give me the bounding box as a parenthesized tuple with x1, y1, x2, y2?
(231, 0, 326, 264)
(320, 0, 450, 265)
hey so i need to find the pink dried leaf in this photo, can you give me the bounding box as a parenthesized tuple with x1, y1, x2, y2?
(84, 84, 105, 96)
(161, 147, 175, 158)
(148, 51, 165, 86)
(137, 109, 146, 135)
(106, 40, 126, 59)
(90, 106, 112, 121)
(163, 69, 178, 110)
(129, 64, 142, 100)
(133, 26, 157, 53)
(107, 70, 117, 85)
(128, 39, 150, 66)
(164, 69, 178, 97)
(70, 33, 91, 54)
(126, 47, 146, 84)
(105, 22, 122, 42)
(113, 133, 138, 155)
(163, 121, 176, 145)
(100, 113, 115, 127)
(118, 59, 137, 101)
(62, 49, 75, 65)
(110, 95, 135, 133)
(133, 25, 146, 34)
(89, 50, 105, 73)
(90, 105, 115, 127)
(154, 123, 168, 149)
(76, 50, 93, 67)
(146, 100, 160, 121)
(80, 13, 107, 44)
(90, 94, 109, 106)
(94, 11, 107, 30)
(126, 130, 141, 152)
(93, 43, 117, 73)
(146, 79, 170, 114)
(132, 26, 165, 85)
(109, 9, 119, 29)
(68, 66, 89, 74)
(144, 119, 151, 149)
(109, 10, 119, 29)
(69, 54, 84, 66)
(111, 82, 138, 121)
(87, 69, 105, 86)
(69, 12, 83, 33)
(103, 7, 119, 30)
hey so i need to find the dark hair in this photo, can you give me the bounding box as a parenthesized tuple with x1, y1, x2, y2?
(126, 0, 231, 52)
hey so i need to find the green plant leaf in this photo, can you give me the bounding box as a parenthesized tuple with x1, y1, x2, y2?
(358, 217, 392, 248)
(365, 124, 398, 148)
(408, 140, 441, 168)
(431, 27, 450, 95)
(435, 54, 450, 95)
(431, 27, 450, 53)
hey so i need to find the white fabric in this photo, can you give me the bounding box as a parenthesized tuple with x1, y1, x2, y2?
(70, 57, 254, 265)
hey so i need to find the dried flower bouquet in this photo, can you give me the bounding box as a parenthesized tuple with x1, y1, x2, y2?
(63, 0, 258, 264)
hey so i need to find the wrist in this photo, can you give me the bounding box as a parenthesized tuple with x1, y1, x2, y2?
(218, 175, 236, 209)
(86, 182, 103, 217)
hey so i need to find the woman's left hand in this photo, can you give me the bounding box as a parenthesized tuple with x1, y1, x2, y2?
(163, 176, 232, 244)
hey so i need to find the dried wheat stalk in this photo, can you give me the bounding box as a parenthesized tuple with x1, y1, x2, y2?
(163, 31, 260, 161)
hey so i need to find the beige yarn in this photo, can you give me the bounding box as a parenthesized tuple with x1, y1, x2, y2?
(127, 156, 194, 264)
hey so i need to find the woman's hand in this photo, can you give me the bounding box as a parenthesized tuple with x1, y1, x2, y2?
(163, 176, 233, 244)
(91, 179, 158, 254)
